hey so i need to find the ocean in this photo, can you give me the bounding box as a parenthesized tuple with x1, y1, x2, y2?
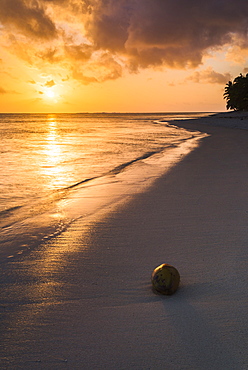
(0, 112, 209, 259)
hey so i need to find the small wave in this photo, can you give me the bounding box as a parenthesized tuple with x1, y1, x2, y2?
(0, 149, 175, 230)
(108, 151, 158, 175)
(153, 120, 161, 124)
(61, 151, 160, 191)
(0, 205, 23, 218)
(64, 176, 98, 190)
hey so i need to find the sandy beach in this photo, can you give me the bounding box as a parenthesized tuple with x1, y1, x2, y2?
(1, 113, 248, 369)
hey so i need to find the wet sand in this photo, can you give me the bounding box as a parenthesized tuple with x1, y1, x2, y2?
(1, 113, 248, 369)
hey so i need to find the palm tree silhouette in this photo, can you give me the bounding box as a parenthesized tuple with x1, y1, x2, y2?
(224, 73, 248, 111)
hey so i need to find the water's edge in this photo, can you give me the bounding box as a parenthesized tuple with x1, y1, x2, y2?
(0, 126, 208, 262)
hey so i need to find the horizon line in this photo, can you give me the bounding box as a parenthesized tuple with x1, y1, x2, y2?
(0, 110, 222, 115)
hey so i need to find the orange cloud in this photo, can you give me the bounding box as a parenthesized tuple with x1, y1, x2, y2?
(44, 79, 55, 87)
(64, 44, 93, 61)
(0, 86, 7, 94)
(187, 68, 232, 84)
(36, 48, 62, 63)
(1, 0, 248, 85)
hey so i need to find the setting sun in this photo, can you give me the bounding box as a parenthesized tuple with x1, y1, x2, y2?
(45, 90, 55, 99)
(43, 88, 60, 104)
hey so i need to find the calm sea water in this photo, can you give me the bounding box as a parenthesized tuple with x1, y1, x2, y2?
(0, 112, 209, 256)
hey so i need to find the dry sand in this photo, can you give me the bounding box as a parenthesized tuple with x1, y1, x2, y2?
(1, 113, 248, 369)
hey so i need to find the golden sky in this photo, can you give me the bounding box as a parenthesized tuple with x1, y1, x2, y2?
(0, 0, 248, 113)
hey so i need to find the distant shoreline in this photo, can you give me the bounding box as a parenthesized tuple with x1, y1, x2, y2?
(167, 110, 248, 131)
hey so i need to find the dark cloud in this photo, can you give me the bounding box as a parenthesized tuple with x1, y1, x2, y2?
(0, 0, 57, 39)
(85, 0, 130, 52)
(1, 0, 248, 83)
(85, 0, 248, 69)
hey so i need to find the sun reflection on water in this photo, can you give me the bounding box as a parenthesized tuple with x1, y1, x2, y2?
(40, 115, 70, 191)
(45, 118, 61, 165)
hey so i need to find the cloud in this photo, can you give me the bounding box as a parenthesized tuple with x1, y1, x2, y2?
(62, 75, 70, 82)
(0, 0, 57, 39)
(0, 86, 7, 94)
(71, 70, 98, 84)
(36, 48, 62, 63)
(187, 68, 232, 84)
(225, 44, 248, 65)
(44, 79, 55, 87)
(85, 0, 248, 70)
(0, 86, 19, 94)
(64, 44, 93, 61)
(71, 53, 123, 83)
(1, 0, 248, 84)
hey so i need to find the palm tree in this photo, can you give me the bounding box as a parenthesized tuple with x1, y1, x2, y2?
(224, 73, 248, 111)
(224, 80, 234, 110)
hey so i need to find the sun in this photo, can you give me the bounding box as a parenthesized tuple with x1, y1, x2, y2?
(46, 90, 55, 99)
(43, 89, 60, 103)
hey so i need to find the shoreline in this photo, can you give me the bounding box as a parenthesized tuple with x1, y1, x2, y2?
(0, 124, 206, 262)
(167, 110, 248, 131)
(1, 114, 248, 369)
